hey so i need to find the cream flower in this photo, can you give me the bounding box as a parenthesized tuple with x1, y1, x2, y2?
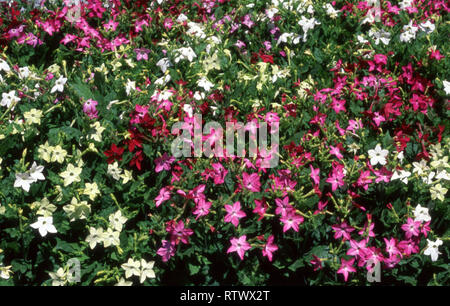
(60, 163, 82, 186)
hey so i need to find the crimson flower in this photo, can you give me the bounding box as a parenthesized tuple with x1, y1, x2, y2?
(104, 143, 125, 164)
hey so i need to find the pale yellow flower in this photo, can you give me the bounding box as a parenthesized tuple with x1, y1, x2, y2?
(83, 182, 100, 201)
(24, 108, 43, 125)
(60, 163, 82, 186)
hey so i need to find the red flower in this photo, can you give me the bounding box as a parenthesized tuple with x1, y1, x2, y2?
(104, 143, 125, 164)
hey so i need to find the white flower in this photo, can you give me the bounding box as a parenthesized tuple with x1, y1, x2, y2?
(391, 169, 411, 184)
(115, 277, 133, 286)
(102, 228, 120, 247)
(435, 169, 450, 181)
(413, 204, 431, 223)
(85, 227, 104, 249)
(30, 216, 57, 237)
(183, 104, 193, 117)
(14, 172, 34, 192)
(0, 59, 10, 72)
(397, 151, 405, 164)
(197, 77, 214, 92)
(122, 258, 141, 279)
(48, 267, 67, 286)
(412, 160, 429, 176)
(173, 47, 197, 63)
(125, 79, 136, 96)
(50, 76, 67, 93)
(443, 80, 450, 95)
(368, 28, 391, 45)
(399, 0, 414, 10)
(419, 20, 435, 34)
(1, 90, 20, 108)
(0, 265, 12, 279)
(193, 91, 205, 101)
(357, 35, 368, 44)
(368, 144, 389, 166)
(156, 58, 172, 73)
(423, 239, 443, 262)
(18, 67, 31, 79)
(298, 16, 320, 41)
(107, 162, 122, 180)
(422, 171, 435, 185)
(139, 259, 155, 284)
(29, 162, 45, 182)
(324, 3, 339, 18)
(399, 21, 418, 43)
(176, 13, 188, 23)
(109, 210, 127, 232)
(187, 22, 206, 39)
(265, 8, 279, 19)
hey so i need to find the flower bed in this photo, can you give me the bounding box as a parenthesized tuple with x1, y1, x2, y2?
(0, 0, 448, 285)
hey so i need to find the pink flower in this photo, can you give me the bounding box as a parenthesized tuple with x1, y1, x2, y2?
(224, 201, 246, 227)
(193, 198, 212, 220)
(331, 221, 355, 241)
(242, 14, 254, 28)
(401, 218, 421, 239)
(356, 170, 372, 191)
(104, 20, 119, 31)
(227, 235, 252, 260)
(155, 153, 175, 173)
(384, 238, 402, 258)
(275, 196, 292, 216)
(329, 144, 344, 160)
(242, 172, 261, 192)
(167, 220, 194, 245)
(326, 172, 345, 192)
(346, 239, 368, 257)
(83, 99, 98, 116)
(262, 235, 278, 262)
(135, 48, 150, 61)
(337, 258, 356, 282)
(253, 198, 268, 221)
(280, 210, 303, 232)
(164, 18, 173, 30)
(157, 240, 176, 262)
(310, 165, 320, 185)
(372, 112, 386, 127)
(398, 239, 419, 256)
(211, 163, 228, 185)
(155, 187, 171, 207)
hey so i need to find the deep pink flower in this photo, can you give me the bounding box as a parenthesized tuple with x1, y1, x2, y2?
(347, 239, 368, 257)
(337, 258, 356, 282)
(155, 153, 175, 173)
(227, 235, 252, 260)
(332, 221, 355, 241)
(384, 238, 402, 258)
(211, 162, 228, 185)
(224, 201, 246, 227)
(193, 198, 212, 220)
(253, 198, 268, 221)
(242, 172, 261, 192)
(167, 220, 194, 245)
(155, 187, 171, 207)
(398, 239, 419, 256)
(157, 240, 176, 262)
(262, 235, 278, 262)
(401, 218, 421, 239)
(280, 210, 303, 232)
(310, 165, 320, 185)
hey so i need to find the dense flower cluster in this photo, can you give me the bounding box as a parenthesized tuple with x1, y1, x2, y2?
(0, 0, 448, 285)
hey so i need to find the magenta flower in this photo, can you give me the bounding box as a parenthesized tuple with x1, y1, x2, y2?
(262, 235, 278, 262)
(227, 235, 252, 260)
(329, 145, 343, 160)
(356, 170, 372, 191)
(384, 238, 402, 258)
(211, 162, 228, 185)
(135, 48, 150, 61)
(346, 239, 368, 257)
(168, 220, 194, 245)
(155, 187, 171, 207)
(401, 218, 421, 239)
(253, 198, 268, 221)
(242, 14, 254, 28)
(331, 221, 355, 241)
(224, 201, 246, 227)
(275, 196, 292, 216)
(326, 172, 345, 192)
(398, 239, 419, 256)
(337, 258, 356, 282)
(163, 18, 173, 30)
(193, 198, 212, 220)
(83, 99, 98, 119)
(280, 210, 303, 233)
(157, 240, 176, 262)
(242, 172, 261, 192)
(309, 165, 320, 185)
(155, 153, 175, 173)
